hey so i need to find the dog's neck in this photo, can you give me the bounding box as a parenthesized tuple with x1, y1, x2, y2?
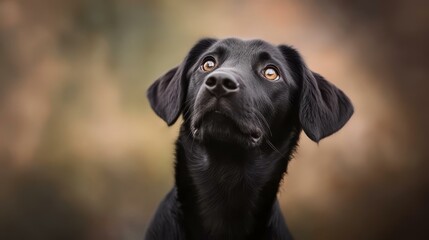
(174, 124, 300, 239)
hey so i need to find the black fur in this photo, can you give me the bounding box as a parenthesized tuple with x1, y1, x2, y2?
(145, 38, 354, 240)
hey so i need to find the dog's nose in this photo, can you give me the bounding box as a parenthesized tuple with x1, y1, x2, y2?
(204, 72, 239, 97)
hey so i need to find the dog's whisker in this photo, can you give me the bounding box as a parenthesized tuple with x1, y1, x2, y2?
(266, 139, 287, 159)
(254, 110, 272, 137)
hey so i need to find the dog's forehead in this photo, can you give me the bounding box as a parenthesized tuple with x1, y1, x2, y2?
(209, 38, 283, 60)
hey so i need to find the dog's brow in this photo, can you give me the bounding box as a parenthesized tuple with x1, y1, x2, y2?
(212, 46, 226, 56)
(258, 51, 272, 61)
(201, 46, 227, 60)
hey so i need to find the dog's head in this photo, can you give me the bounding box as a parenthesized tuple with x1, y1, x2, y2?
(147, 38, 353, 147)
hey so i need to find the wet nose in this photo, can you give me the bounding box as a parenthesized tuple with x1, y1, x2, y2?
(204, 72, 239, 97)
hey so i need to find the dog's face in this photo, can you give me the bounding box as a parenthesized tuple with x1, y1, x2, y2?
(148, 38, 353, 147)
(187, 39, 298, 147)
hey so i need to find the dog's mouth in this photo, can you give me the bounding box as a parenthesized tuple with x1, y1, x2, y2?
(191, 110, 263, 147)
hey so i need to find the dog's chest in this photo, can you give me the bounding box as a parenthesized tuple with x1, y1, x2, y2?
(190, 159, 270, 238)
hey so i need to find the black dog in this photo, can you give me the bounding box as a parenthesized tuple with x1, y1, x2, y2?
(145, 38, 353, 240)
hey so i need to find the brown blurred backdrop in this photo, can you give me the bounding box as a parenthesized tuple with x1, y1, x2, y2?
(0, 0, 428, 239)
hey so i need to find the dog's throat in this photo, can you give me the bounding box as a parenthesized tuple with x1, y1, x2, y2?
(175, 135, 293, 239)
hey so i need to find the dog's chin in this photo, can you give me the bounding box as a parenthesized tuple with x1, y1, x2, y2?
(191, 112, 263, 148)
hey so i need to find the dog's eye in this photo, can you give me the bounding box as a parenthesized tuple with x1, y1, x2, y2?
(201, 59, 216, 72)
(262, 67, 280, 81)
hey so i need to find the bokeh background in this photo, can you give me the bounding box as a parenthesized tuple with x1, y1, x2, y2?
(0, 0, 428, 239)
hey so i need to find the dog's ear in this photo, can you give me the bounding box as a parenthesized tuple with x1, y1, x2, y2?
(279, 45, 354, 142)
(300, 70, 354, 142)
(147, 38, 217, 125)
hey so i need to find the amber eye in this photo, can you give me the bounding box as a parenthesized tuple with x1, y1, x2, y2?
(201, 59, 216, 72)
(263, 67, 280, 81)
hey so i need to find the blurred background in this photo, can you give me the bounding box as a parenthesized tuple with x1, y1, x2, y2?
(0, 0, 428, 239)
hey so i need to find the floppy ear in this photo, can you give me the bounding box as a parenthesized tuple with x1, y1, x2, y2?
(300, 70, 354, 142)
(147, 38, 217, 125)
(279, 45, 354, 142)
